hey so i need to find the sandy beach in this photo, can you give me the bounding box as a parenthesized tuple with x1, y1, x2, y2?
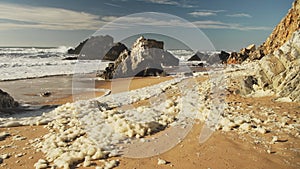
(0, 74, 299, 169)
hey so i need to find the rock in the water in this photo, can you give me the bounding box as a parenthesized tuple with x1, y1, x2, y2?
(100, 36, 179, 79)
(102, 42, 128, 61)
(62, 56, 78, 60)
(40, 91, 52, 97)
(68, 35, 114, 60)
(261, 0, 300, 55)
(188, 52, 207, 61)
(0, 89, 19, 109)
(68, 39, 88, 54)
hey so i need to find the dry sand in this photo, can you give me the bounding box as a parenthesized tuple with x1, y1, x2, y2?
(0, 75, 299, 169)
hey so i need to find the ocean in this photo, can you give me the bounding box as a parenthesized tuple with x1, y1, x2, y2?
(0, 47, 205, 81)
(0, 46, 109, 81)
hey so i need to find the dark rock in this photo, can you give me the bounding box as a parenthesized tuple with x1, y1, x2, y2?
(218, 51, 230, 63)
(68, 35, 114, 60)
(227, 52, 239, 64)
(68, 39, 88, 54)
(161, 51, 179, 66)
(240, 76, 258, 95)
(40, 91, 52, 97)
(0, 89, 19, 109)
(62, 56, 78, 60)
(207, 53, 221, 65)
(188, 52, 207, 61)
(102, 42, 128, 61)
(135, 68, 165, 77)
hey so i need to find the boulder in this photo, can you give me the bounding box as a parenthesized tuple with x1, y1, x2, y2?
(0, 89, 19, 109)
(102, 42, 128, 61)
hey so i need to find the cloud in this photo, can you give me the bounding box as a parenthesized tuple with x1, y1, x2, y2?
(189, 11, 216, 17)
(145, 0, 179, 5)
(143, 0, 196, 8)
(104, 3, 122, 8)
(192, 20, 269, 30)
(0, 3, 105, 30)
(227, 13, 252, 18)
(103, 15, 271, 31)
(188, 10, 225, 17)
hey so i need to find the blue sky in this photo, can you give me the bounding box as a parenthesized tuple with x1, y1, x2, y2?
(0, 0, 294, 50)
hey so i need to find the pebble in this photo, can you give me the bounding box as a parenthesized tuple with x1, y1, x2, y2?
(270, 136, 278, 144)
(15, 153, 26, 158)
(0, 154, 10, 159)
(0, 132, 10, 140)
(34, 159, 48, 169)
(12, 135, 27, 141)
(157, 158, 167, 165)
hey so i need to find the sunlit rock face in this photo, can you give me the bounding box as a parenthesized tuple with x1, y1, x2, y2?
(101, 36, 179, 79)
(261, 0, 300, 55)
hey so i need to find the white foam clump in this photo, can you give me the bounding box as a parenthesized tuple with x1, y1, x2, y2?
(31, 77, 185, 168)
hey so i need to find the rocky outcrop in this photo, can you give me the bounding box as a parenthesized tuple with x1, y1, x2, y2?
(241, 30, 300, 102)
(68, 35, 114, 60)
(99, 36, 179, 79)
(68, 39, 88, 54)
(226, 44, 265, 64)
(102, 42, 128, 61)
(218, 51, 230, 63)
(187, 52, 207, 61)
(0, 89, 19, 109)
(261, 0, 300, 55)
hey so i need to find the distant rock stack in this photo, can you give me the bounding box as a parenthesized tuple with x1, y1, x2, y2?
(0, 89, 19, 109)
(68, 35, 115, 60)
(261, 0, 300, 55)
(99, 36, 179, 79)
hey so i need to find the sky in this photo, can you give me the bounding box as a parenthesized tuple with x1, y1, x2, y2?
(0, 0, 294, 51)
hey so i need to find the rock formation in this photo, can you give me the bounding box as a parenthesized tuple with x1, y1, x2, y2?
(102, 42, 128, 61)
(68, 35, 114, 60)
(0, 89, 19, 109)
(241, 30, 300, 102)
(227, 44, 264, 64)
(218, 51, 230, 63)
(99, 36, 179, 79)
(187, 52, 208, 61)
(261, 0, 299, 55)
